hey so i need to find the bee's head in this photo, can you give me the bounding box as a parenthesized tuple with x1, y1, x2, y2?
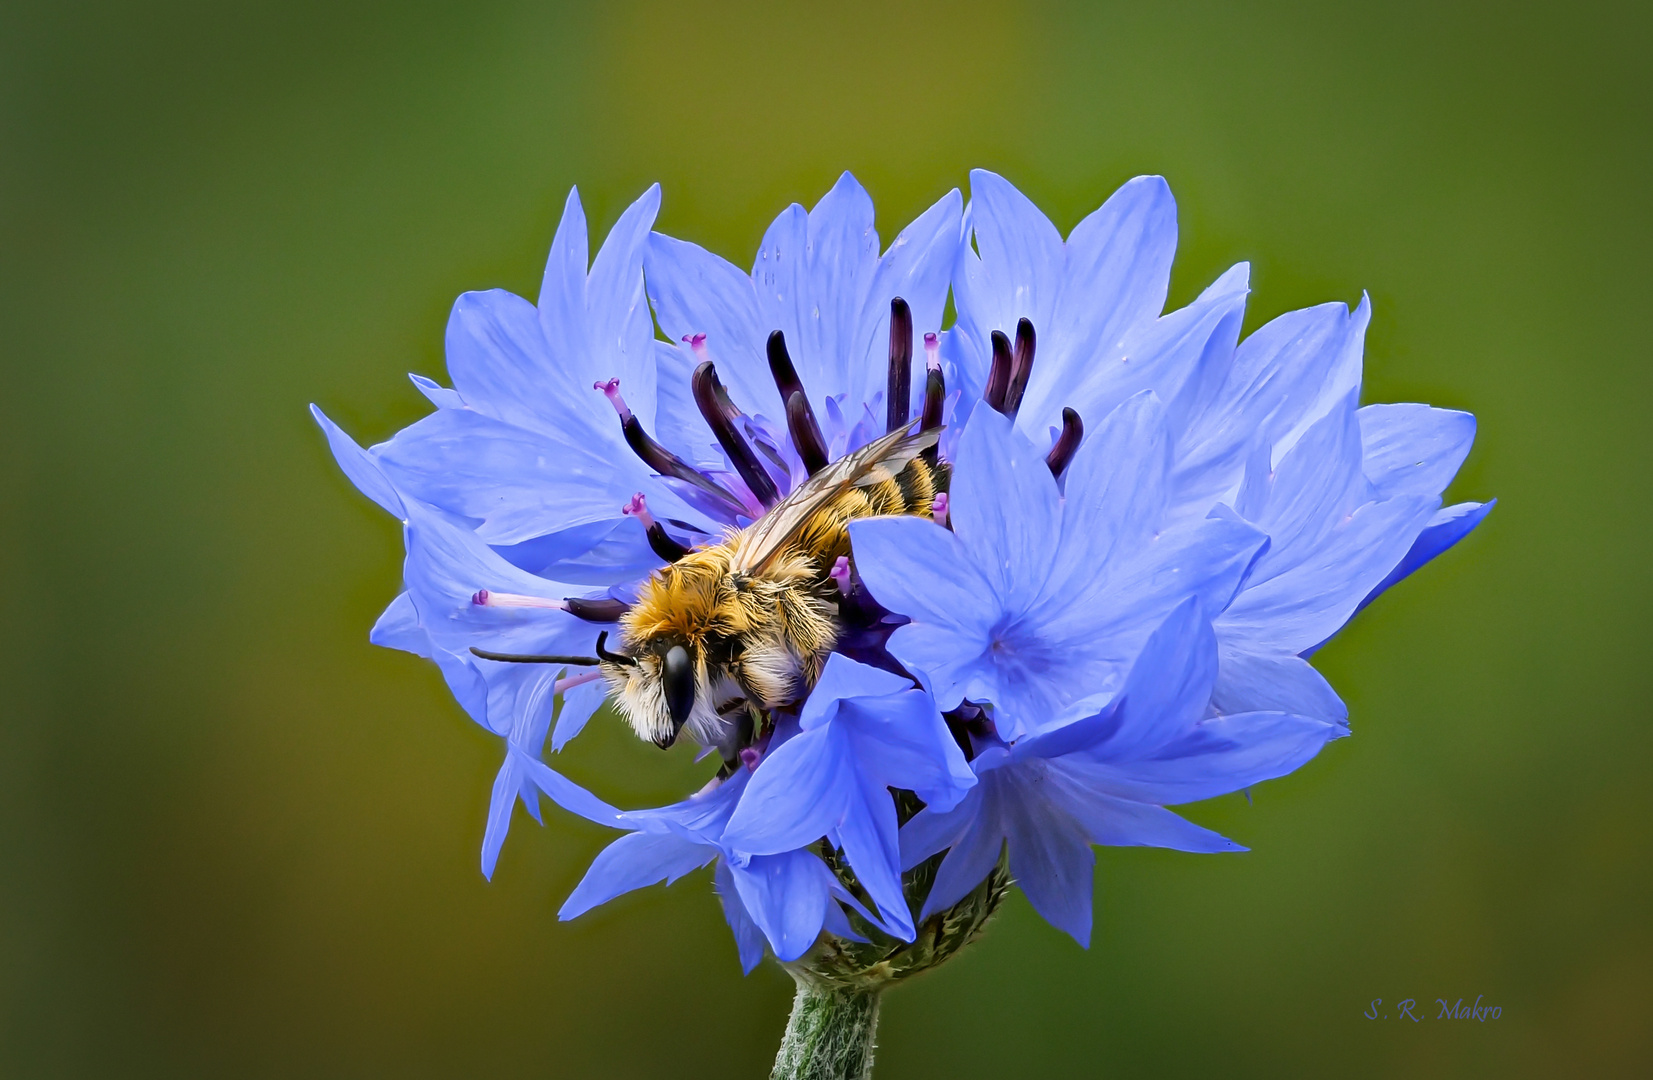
(600, 633, 703, 750)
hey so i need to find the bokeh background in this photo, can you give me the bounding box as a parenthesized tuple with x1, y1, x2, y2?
(3, 1, 1648, 1076)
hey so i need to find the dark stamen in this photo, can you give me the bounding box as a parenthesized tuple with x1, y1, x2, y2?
(565, 596, 631, 622)
(766, 329, 806, 402)
(768, 330, 831, 474)
(787, 391, 830, 475)
(985, 330, 1013, 412)
(469, 647, 600, 666)
(1004, 318, 1036, 417)
(1045, 407, 1083, 477)
(886, 297, 913, 433)
(692, 361, 779, 508)
(624, 493, 689, 562)
(597, 378, 748, 517)
(921, 333, 944, 464)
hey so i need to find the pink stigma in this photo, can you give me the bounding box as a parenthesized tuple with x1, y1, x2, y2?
(739, 746, 762, 771)
(594, 377, 632, 422)
(471, 590, 568, 610)
(622, 492, 658, 530)
(829, 555, 852, 594)
(682, 333, 709, 361)
(932, 491, 949, 527)
(924, 332, 941, 372)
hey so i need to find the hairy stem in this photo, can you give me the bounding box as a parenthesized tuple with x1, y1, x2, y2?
(770, 979, 882, 1080)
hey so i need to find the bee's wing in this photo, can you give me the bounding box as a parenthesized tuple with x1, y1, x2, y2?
(731, 425, 941, 576)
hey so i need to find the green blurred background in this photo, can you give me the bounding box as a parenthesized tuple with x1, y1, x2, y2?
(2, 1, 1647, 1076)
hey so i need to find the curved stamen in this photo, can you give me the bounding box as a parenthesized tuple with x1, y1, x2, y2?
(886, 297, 913, 433)
(692, 361, 779, 508)
(767, 330, 832, 473)
(1045, 407, 1084, 478)
(565, 596, 631, 622)
(932, 491, 950, 528)
(984, 330, 1013, 412)
(787, 391, 829, 475)
(469, 647, 600, 666)
(766, 329, 806, 403)
(624, 493, 689, 562)
(595, 378, 747, 517)
(1004, 318, 1036, 417)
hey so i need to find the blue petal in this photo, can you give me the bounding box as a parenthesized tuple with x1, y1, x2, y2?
(1218, 494, 1438, 654)
(1020, 175, 1176, 430)
(1044, 391, 1170, 601)
(536, 187, 590, 374)
(1351, 499, 1495, 616)
(912, 784, 1004, 921)
(723, 724, 850, 859)
(551, 675, 607, 751)
(848, 516, 996, 633)
(1043, 259, 1246, 449)
(1078, 712, 1345, 805)
(997, 767, 1097, 945)
(840, 695, 976, 812)
(378, 408, 690, 546)
(830, 768, 914, 940)
(1239, 392, 1370, 577)
(1211, 646, 1348, 724)
(558, 831, 715, 920)
(1096, 597, 1217, 761)
(849, 188, 963, 412)
(714, 859, 768, 973)
(643, 235, 774, 416)
(563, 185, 664, 432)
(1358, 404, 1476, 499)
(400, 501, 602, 659)
(750, 176, 879, 408)
(1173, 300, 1365, 510)
(408, 373, 464, 410)
(481, 751, 527, 879)
(1046, 763, 1246, 855)
(899, 782, 983, 871)
(797, 653, 917, 731)
(949, 408, 1061, 609)
(369, 592, 431, 657)
(443, 288, 593, 438)
(727, 849, 832, 962)
(516, 755, 624, 829)
(310, 405, 404, 518)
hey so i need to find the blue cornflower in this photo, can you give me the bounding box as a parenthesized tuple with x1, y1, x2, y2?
(898, 596, 1344, 945)
(313, 167, 1490, 1021)
(720, 654, 976, 941)
(849, 398, 1268, 742)
(555, 758, 887, 972)
(942, 169, 1491, 723)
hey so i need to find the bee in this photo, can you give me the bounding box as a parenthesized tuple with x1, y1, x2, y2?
(469, 310, 953, 765)
(601, 425, 943, 758)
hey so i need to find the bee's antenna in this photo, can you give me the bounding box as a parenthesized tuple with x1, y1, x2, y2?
(594, 631, 637, 667)
(469, 648, 600, 666)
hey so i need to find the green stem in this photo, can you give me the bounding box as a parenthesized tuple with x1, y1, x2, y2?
(769, 978, 882, 1080)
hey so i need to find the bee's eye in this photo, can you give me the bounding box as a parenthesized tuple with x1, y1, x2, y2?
(662, 645, 695, 737)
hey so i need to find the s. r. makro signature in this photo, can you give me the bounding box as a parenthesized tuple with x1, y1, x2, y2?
(1365, 996, 1502, 1022)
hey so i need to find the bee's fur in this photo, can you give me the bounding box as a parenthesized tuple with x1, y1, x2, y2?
(603, 444, 943, 756)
